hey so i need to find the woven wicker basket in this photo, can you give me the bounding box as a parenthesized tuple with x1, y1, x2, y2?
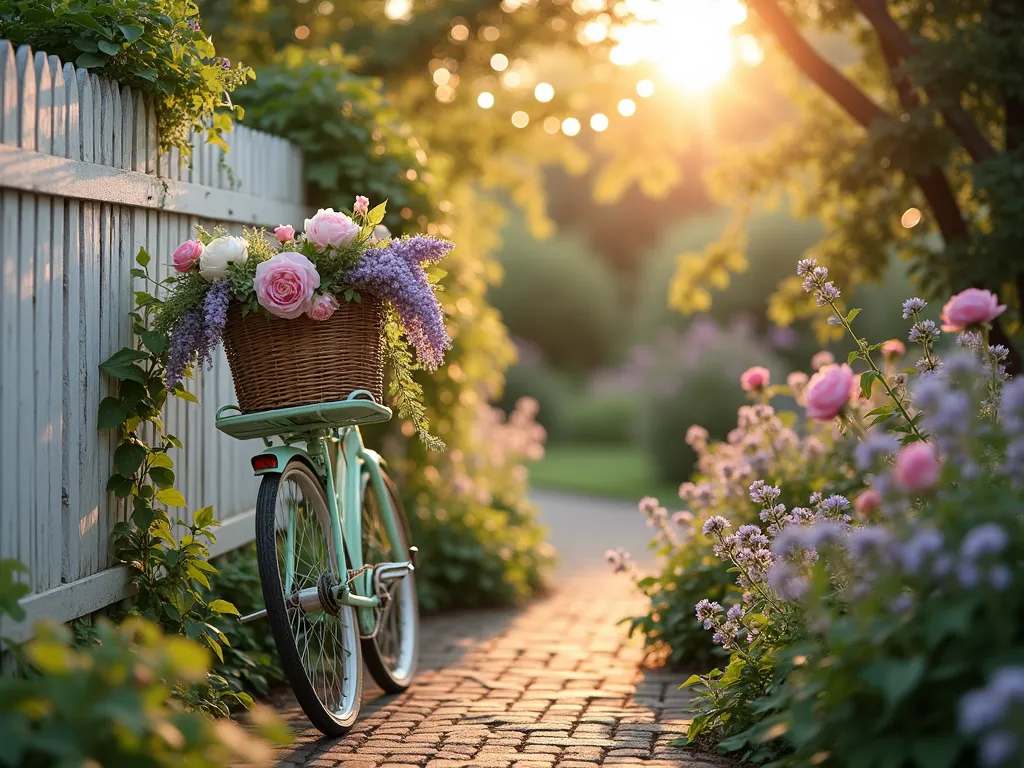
(222, 298, 384, 413)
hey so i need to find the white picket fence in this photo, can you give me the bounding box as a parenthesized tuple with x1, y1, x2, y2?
(0, 41, 307, 642)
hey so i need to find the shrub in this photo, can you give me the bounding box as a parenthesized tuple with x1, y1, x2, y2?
(496, 359, 575, 443)
(0, 0, 252, 155)
(408, 399, 555, 612)
(489, 216, 624, 374)
(619, 255, 1024, 765)
(624, 319, 785, 484)
(561, 388, 640, 445)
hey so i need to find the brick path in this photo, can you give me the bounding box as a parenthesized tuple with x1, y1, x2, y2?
(273, 571, 731, 768)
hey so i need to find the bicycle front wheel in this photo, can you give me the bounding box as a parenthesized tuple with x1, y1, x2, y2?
(360, 470, 419, 692)
(255, 459, 362, 736)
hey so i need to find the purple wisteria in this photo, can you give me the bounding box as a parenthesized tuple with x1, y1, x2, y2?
(348, 236, 454, 371)
(165, 279, 231, 389)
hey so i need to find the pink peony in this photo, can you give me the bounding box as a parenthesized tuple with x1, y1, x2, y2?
(304, 208, 359, 250)
(353, 195, 370, 215)
(740, 366, 770, 392)
(274, 224, 294, 243)
(881, 339, 905, 358)
(804, 364, 855, 421)
(854, 488, 880, 518)
(307, 293, 340, 321)
(254, 252, 320, 319)
(894, 442, 941, 492)
(172, 239, 203, 273)
(940, 288, 1006, 332)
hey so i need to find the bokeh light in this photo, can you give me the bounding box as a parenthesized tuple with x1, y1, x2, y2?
(590, 113, 609, 132)
(902, 208, 923, 228)
(636, 79, 654, 98)
(534, 82, 555, 102)
(543, 116, 561, 134)
(384, 0, 412, 21)
(617, 98, 636, 116)
(433, 67, 451, 86)
(477, 91, 495, 109)
(561, 117, 581, 136)
(491, 53, 509, 71)
(294, 25, 310, 39)
(512, 111, 530, 128)
(451, 24, 469, 41)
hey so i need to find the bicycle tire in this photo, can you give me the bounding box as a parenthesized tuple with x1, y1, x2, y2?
(255, 459, 363, 736)
(360, 469, 419, 693)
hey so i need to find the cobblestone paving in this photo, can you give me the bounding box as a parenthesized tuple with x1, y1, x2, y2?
(273, 570, 731, 768)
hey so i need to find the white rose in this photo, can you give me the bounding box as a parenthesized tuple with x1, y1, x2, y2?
(199, 236, 249, 282)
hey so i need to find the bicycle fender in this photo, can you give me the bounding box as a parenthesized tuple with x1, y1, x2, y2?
(250, 445, 321, 477)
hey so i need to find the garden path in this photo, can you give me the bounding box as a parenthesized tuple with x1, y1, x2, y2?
(272, 491, 728, 768)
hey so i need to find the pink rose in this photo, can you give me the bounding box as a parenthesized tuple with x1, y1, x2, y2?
(740, 366, 770, 392)
(274, 224, 294, 243)
(354, 195, 370, 215)
(881, 339, 905, 358)
(804, 363, 855, 421)
(304, 208, 359, 250)
(254, 252, 320, 319)
(854, 488, 880, 518)
(307, 293, 340, 322)
(940, 288, 1006, 332)
(894, 442, 941, 492)
(172, 239, 203, 273)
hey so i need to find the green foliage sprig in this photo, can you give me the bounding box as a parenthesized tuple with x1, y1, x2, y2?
(0, 0, 253, 155)
(99, 248, 243, 672)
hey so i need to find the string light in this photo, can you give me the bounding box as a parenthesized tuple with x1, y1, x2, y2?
(534, 82, 555, 102)
(636, 79, 654, 97)
(477, 91, 495, 108)
(561, 117, 581, 136)
(617, 98, 636, 116)
(511, 110, 530, 128)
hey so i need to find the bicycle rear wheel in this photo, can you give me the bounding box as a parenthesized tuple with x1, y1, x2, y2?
(255, 459, 362, 736)
(360, 470, 419, 692)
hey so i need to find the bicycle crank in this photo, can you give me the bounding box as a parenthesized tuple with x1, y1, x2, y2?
(238, 559, 414, 624)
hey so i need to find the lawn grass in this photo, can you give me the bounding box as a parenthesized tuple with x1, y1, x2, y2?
(528, 443, 680, 505)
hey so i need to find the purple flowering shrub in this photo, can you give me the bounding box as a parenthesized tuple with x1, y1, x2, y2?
(617, 257, 1024, 765)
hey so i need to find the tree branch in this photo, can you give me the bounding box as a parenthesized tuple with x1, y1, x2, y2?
(851, 0, 998, 163)
(745, 0, 889, 129)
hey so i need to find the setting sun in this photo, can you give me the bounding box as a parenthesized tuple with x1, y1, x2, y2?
(610, 0, 749, 94)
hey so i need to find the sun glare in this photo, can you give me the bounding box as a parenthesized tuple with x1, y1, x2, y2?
(610, 0, 749, 94)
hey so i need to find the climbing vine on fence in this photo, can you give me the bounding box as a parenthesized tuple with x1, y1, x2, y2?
(0, 0, 253, 156)
(98, 247, 243, 676)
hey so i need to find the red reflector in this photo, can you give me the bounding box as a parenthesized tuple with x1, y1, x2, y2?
(251, 455, 278, 471)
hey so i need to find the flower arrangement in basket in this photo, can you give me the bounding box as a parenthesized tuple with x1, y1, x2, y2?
(152, 196, 452, 448)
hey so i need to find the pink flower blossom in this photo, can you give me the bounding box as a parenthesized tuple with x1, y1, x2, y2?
(740, 366, 770, 392)
(811, 350, 835, 370)
(254, 251, 320, 319)
(881, 339, 905, 358)
(804, 364, 855, 421)
(274, 224, 294, 243)
(307, 293, 339, 321)
(854, 488, 880, 518)
(172, 239, 203, 273)
(304, 208, 359, 250)
(894, 442, 941, 492)
(940, 288, 1006, 332)
(353, 195, 370, 215)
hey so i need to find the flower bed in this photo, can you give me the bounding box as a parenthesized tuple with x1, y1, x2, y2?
(617, 257, 1024, 765)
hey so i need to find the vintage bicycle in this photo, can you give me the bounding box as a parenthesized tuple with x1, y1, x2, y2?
(215, 391, 418, 736)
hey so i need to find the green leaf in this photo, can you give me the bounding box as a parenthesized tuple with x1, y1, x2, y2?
(173, 386, 200, 404)
(366, 201, 388, 226)
(679, 674, 703, 689)
(98, 396, 128, 429)
(68, 11, 110, 35)
(155, 489, 187, 507)
(118, 23, 144, 42)
(861, 656, 926, 708)
(74, 51, 108, 69)
(860, 370, 881, 399)
(114, 442, 147, 476)
(847, 350, 859, 365)
(208, 599, 240, 616)
(97, 39, 120, 56)
(148, 466, 175, 489)
(194, 506, 214, 528)
(141, 331, 167, 355)
(844, 307, 862, 324)
(911, 737, 961, 768)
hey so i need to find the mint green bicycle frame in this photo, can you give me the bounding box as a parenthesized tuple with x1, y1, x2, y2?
(216, 395, 405, 636)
